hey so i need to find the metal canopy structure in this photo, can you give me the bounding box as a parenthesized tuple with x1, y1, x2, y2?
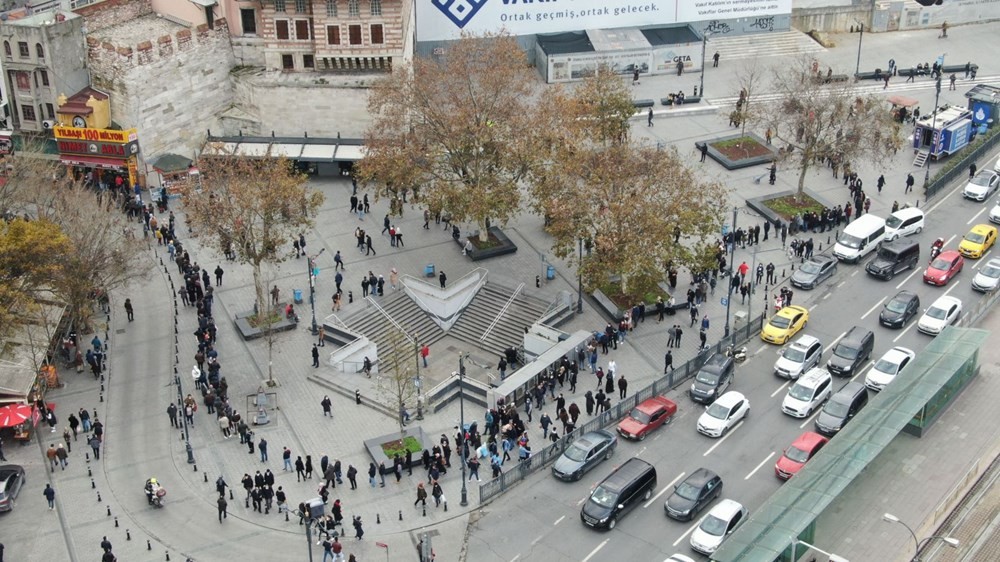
(711, 326, 990, 562)
(202, 136, 364, 163)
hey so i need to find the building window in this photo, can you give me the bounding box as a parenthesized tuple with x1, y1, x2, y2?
(370, 23, 383, 44)
(15, 71, 29, 91)
(281, 54, 294, 70)
(274, 0, 286, 13)
(348, 24, 361, 45)
(295, 0, 306, 13)
(327, 25, 341, 45)
(240, 9, 257, 34)
(276, 20, 290, 40)
(3, 41, 9, 57)
(348, 0, 359, 17)
(294, 19, 311, 40)
(370, 0, 381, 16)
(39, 70, 49, 87)
(326, 0, 337, 17)
(35, 43, 43, 58)
(45, 103, 54, 119)
(17, 42, 28, 58)
(303, 54, 314, 68)
(21, 105, 35, 121)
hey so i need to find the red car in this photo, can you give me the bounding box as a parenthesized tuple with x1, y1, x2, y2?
(923, 250, 964, 286)
(775, 431, 828, 480)
(617, 396, 677, 440)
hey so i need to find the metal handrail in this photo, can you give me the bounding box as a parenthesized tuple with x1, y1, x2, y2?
(479, 282, 524, 344)
(366, 296, 415, 345)
(399, 267, 489, 328)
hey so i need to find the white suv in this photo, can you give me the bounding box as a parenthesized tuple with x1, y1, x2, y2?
(782, 367, 833, 418)
(774, 335, 823, 380)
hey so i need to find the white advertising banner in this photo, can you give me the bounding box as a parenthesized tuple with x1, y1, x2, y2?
(418, 0, 793, 42)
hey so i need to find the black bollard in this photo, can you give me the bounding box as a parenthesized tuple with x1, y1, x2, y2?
(399, 510, 403, 521)
(166, 551, 170, 561)
(97, 492, 102, 502)
(444, 500, 448, 512)
(285, 510, 289, 522)
(100, 394, 103, 402)
(100, 383, 104, 392)
(245, 498, 249, 509)
(193, 464, 198, 472)
(203, 472, 208, 483)
(355, 390, 361, 405)
(86, 452, 90, 462)
(782, 269, 786, 277)
(88, 467, 92, 477)
(115, 516, 119, 527)
(422, 503, 426, 517)
(376, 513, 380, 524)
(107, 505, 111, 516)
(229, 489, 233, 500)
(92, 479, 96, 489)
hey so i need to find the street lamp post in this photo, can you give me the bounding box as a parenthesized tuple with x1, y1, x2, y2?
(855, 21, 865, 77)
(883, 512, 960, 561)
(175, 373, 195, 464)
(723, 207, 737, 339)
(924, 69, 943, 187)
(458, 354, 469, 507)
(791, 539, 850, 562)
(576, 238, 583, 314)
(309, 247, 326, 335)
(699, 31, 713, 98)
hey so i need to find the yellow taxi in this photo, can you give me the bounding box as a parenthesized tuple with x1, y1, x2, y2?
(761, 306, 809, 345)
(958, 224, 997, 259)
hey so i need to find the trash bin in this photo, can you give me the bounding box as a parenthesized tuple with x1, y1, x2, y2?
(546, 264, 556, 280)
(293, 289, 303, 304)
(424, 264, 435, 278)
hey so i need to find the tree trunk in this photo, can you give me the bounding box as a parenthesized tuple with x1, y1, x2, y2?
(251, 263, 267, 321)
(619, 272, 630, 300)
(796, 155, 811, 200)
(478, 220, 489, 243)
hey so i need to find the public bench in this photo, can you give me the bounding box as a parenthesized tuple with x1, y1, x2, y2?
(632, 99, 655, 109)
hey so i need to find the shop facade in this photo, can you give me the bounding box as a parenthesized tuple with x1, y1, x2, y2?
(53, 125, 142, 189)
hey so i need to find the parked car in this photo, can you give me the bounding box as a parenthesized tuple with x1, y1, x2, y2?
(883, 207, 925, 241)
(865, 347, 916, 392)
(690, 499, 749, 555)
(790, 256, 837, 290)
(689, 353, 735, 404)
(773, 334, 823, 380)
(879, 290, 921, 328)
(760, 306, 809, 345)
(0, 464, 26, 512)
(774, 432, 828, 480)
(958, 224, 997, 259)
(552, 430, 617, 481)
(665, 467, 723, 521)
(972, 258, 1000, 292)
(617, 396, 677, 441)
(924, 250, 964, 286)
(962, 169, 1000, 201)
(697, 391, 750, 438)
(918, 295, 963, 335)
(827, 327, 874, 377)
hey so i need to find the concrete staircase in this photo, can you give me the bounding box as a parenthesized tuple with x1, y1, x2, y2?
(449, 284, 554, 358)
(339, 290, 446, 353)
(708, 30, 825, 61)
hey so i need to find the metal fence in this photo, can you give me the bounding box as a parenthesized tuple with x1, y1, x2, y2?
(957, 285, 1000, 328)
(478, 312, 766, 503)
(925, 126, 1000, 200)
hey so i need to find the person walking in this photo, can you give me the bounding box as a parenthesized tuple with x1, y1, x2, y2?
(259, 437, 268, 462)
(217, 495, 228, 522)
(664, 350, 674, 373)
(123, 299, 134, 322)
(647, 108, 654, 127)
(439, 271, 447, 289)
(905, 173, 915, 193)
(43, 483, 56, 510)
(312, 344, 320, 368)
(347, 464, 358, 489)
(89, 434, 102, 460)
(214, 265, 224, 285)
(295, 456, 306, 482)
(414, 482, 428, 508)
(617, 375, 628, 399)
(353, 516, 364, 540)
(56, 443, 69, 470)
(321, 396, 332, 417)
(420, 344, 430, 368)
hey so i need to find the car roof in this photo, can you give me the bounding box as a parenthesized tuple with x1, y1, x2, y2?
(686, 467, 720, 486)
(790, 334, 820, 348)
(636, 396, 673, 414)
(974, 169, 998, 179)
(891, 290, 918, 301)
(778, 305, 808, 317)
(832, 381, 866, 400)
(882, 347, 916, 362)
(601, 457, 654, 492)
(889, 207, 924, 220)
(576, 430, 613, 448)
(707, 498, 745, 520)
(841, 326, 872, 344)
(930, 295, 962, 309)
(715, 391, 745, 407)
(969, 224, 997, 235)
(0, 465, 23, 478)
(807, 255, 836, 265)
(796, 367, 832, 386)
(791, 431, 828, 450)
(937, 250, 962, 260)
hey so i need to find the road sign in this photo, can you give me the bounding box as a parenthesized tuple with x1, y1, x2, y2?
(721, 297, 729, 306)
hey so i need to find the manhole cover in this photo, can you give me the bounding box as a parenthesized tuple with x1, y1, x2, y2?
(116, 329, 126, 334)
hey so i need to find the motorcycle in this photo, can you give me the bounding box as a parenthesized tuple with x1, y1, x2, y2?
(929, 237, 945, 262)
(145, 480, 166, 508)
(726, 345, 748, 364)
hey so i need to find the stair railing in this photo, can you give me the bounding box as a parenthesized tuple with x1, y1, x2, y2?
(479, 282, 525, 347)
(367, 296, 415, 345)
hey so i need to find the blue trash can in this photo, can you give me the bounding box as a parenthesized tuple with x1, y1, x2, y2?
(293, 289, 303, 304)
(546, 265, 556, 280)
(425, 264, 435, 278)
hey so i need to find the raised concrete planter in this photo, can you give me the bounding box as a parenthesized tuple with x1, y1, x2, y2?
(457, 226, 518, 261)
(591, 281, 672, 322)
(363, 426, 430, 474)
(745, 189, 835, 226)
(696, 132, 780, 170)
(234, 307, 298, 340)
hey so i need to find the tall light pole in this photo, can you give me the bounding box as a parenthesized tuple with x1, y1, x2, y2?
(576, 238, 584, 314)
(924, 69, 943, 187)
(854, 21, 865, 77)
(699, 31, 713, 97)
(458, 354, 469, 507)
(308, 247, 325, 335)
(882, 513, 960, 561)
(723, 207, 737, 338)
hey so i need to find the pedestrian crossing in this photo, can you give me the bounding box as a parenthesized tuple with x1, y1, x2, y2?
(708, 30, 826, 61)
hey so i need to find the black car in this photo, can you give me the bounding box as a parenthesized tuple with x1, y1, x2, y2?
(665, 467, 723, 521)
(581, 457, 657, 530)
(879, 290, 920, 329)
(827, 327, 875, 377)
(689, 353, 735, 405)
(552, 430, 618, 481)
(790, 256, 838, 290)
(0, 464, 26, 512)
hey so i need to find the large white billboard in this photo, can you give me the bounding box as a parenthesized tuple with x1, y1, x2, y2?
(418, 0, 793, 42)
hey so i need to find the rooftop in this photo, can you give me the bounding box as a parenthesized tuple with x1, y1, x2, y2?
(5, 9, 80, 27)
(88, 13, 185, 44)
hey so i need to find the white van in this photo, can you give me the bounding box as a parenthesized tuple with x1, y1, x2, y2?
(883, 207, 925, 242)
(833, 214, 886, 263)
(781, 367, 833, 418)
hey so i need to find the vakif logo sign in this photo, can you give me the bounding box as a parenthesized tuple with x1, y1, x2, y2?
(420, 0, 792, 42)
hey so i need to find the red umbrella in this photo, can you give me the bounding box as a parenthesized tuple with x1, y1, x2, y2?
(0, 403, 32, 428)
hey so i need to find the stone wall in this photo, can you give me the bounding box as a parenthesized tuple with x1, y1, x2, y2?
(792, 6, 871, 33)
(74, 0, 154, 32)
(87, 19, 235, 161)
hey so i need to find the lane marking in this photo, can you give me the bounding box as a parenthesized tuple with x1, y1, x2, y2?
(532, 535, 544, 546)
(925, 184, 958, 215)
(745, 452, 776, 480)
(966, 207, 987, 225)
(973, 250, 992, 269)
(581, 539, 609, 562)
(824, 332, 847, 354)
(577, 496, 587, 506)
(809, 304, 819, 311)
(756, 345, 768, 354)
(861, 297, 887, 320)
(510, 556, 521, 562)
(895, 268, 920, 289)
(837, 281, 847, 288)
(942, 280, 962, 298)
(893, 322, 916, 343)
(770, 380, 791, 398)
(851, 270, 859, 277)
(645, 471, 687, 508)
(851, 361, 873, 383)
(823, 293, 831, 300)
(703, 420, 745, 456)
(673, 514, 709, 546)
(554, 515, 565, 526)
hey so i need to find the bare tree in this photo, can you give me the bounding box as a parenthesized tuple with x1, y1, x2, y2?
(376, 327, 418, 434)
(733, 56, 767, 138)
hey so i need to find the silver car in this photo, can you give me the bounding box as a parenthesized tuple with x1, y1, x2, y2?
(972, 258, 1000, 292)
(551, 430, 617, 481)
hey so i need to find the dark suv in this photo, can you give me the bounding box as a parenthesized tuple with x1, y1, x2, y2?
(827, 327, 874, 377)
(689, 353, 735, 404)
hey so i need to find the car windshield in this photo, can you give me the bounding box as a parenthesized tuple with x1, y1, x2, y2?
(800, 262, 822, 274)
(675, 482, 702, 501)
(834, 343, 859, 360)
(874, 358, 899, 375)
(839, 233, 863, 249)
(824, 400, 850, 417)
(769, 315, 792, 329)
(783, 347, 806, 362)
(589, 485, 618, 508)
(931, 258, 951, 270)
(886, 298, 910, 313)
(563, 442, 590, 462)
(785, 445, 810, 463)
(926, 306, 949, 320)
(706, 402, 731, 420)
(788, 384, 815, 401)
(965, 232, 986, 244)
(628, 409, 651, 424)
(696, 370, 720, 385)
(970, 173, 994, 186)
(886, 215, 903, 228)
(700, 514, 729, 536)
(982, 264, 1000, 278)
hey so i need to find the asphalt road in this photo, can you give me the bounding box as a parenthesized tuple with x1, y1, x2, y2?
(465, 152, 1000, 562)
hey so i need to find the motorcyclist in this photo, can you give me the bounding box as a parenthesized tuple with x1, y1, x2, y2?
(145, 478, 158, 505)
(930, 238, 945, 261)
